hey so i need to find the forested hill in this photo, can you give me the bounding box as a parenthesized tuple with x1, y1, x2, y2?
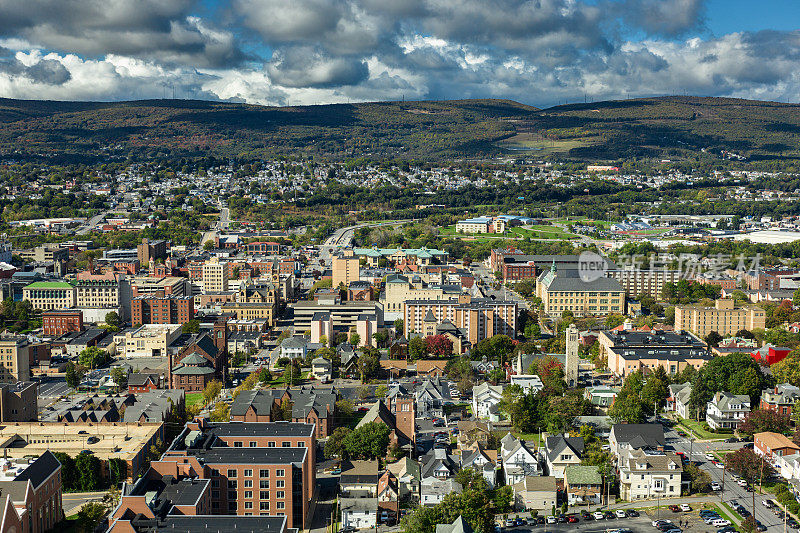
(0, 97, 535, 162)
(0, 95, 799, 164)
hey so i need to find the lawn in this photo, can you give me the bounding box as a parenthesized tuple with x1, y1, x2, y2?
(677, 417, 728, 441)
(185, 392, 205, 408)
(511, 225, 578, 240)
(717, 503, 741, 526)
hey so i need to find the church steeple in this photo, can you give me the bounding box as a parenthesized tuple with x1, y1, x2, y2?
(550, 259, 557, 273)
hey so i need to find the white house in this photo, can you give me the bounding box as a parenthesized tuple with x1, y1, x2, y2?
(545, 435, 584, 479)
(311, 357, 332, 382)
(501, 433, 541, 485)
(340, 498, 378, 530)
(512, 476, 558, 512)
(510, 374, 544, 393)
(421, 478, 462, 506)
(618, 449, 683, 501)
(706, 391, 750, 431)
(460, 445, 498, 487)
(473, 382, 504, 421)
(280, 336, 308, 360)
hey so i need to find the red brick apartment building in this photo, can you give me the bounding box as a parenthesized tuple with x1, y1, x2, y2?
(42, 309, 83, 336)
(0, 451, 62, 533)
(139, 420, 317, 529)
(131, 295, 194, 325)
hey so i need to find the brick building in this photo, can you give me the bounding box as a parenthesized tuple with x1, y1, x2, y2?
(132, 295, 195, 325)
(42, 309, 83, 336)
(137, 238, 167, 265)
(0, 452, 62, 533)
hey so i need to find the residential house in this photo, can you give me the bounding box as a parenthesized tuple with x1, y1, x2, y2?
(0, 451, 62, 533)
(565, 465, 603, 505)
(340, 498, 378, 530)
(666, 383, 692, 419)
(280, 337, 308, 360)
(472, 383, 504, 421)
(386, 457, 421, 504)
(760, 384, 800, 416)
(512, 476, 557, 512)
(340, 460, 379, 497)
(460, 444, 498, 487)
(311, 357, 332, 383)
(618, 449, 683, 501)
(377, 471, 399, 525)
(572, 416, 612, 438)
(501, 433, 541, 485)
(545, 435, 584, 479)
(456, 420, 492, 449)
(706, 392, 751, 431)
(420, 448, 458, 481)
(755, 432, 800, 460)
(421, 478, 462, 506)
(609, 424, 665, 459)
(415, 378, 451, 418)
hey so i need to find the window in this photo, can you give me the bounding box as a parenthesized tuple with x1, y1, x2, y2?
(298, 441, 306, 447)
(234, 441, 243, 448)
(260, 491, 269, 500)
(277, 502, 285, 510)
(228, 480, 237, 489)
(245, 502, 253, 509)
(282, 441, 291, 447)
(211, 479, 220, 488)
(244, 469, 253, 477)
(228, 502, 237, 511)
(276, 469, 285, 477)
(276, 480, 285, 488)
(277, 491, 285, 499)
(211, 490, 220, 499)
(244, 480, 253, 488)
(268, 442, 276, 447)
(250, 441, 257, 447)
(260, 502, 269, 511)
(244, 491, 253, 499)
(260, 481, 270, 489)
(228, 491, 237, 500)
(227, 469, 237, 478)
(260, 470, 269, 478)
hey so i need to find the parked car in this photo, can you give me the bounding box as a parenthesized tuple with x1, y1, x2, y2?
(627, 510, 640, 517)
(668, 505, 681, 513)
(603, 511, 615, 520)
(594, 512, 605, 520)
(680, 504, 692, 512)
(567, 515, 579, 523)
(705, 453, 715, 460)
(504, 519, 515, 527)
(711, 482, 722, 491)
(738, 479, 748, 487)
(546, 516, 557, 524)
(762, 499, 775, 508)
(615, 510, 627, 518)
(755, 520, 767, 532)
(652, 519, 673, 528)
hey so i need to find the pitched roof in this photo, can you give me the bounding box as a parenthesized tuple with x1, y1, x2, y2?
(13, 451, 61, 488)
(565, 465, 602, 485)
(755, 431, 800, 452)
(611, 423, 665, 449)
(436, 517, 474, 533)
(512, 475, 557, 493)
(546, 435, 584, 462)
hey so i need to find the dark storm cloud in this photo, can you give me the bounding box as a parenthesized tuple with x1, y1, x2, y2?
(267, 47, 369, 88)
(0, 0, 245, 68)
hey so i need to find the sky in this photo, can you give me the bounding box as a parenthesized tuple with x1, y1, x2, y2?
(0, 0, 798, 108)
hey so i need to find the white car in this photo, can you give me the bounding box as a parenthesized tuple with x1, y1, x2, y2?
(705, 453, 715, 460)
(652, 520, 673, 527)
(715, 461, 725, 469)
(711, 519, 731, 527)
(711, 482, 722, 491)
(738, 479, 748, 487)
(594, 512, 605, 520)
(615, 510, 627, 518)
(546, 516, 557, 524)
(680, 504, 692, 512)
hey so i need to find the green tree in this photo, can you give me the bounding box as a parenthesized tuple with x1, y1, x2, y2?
(104, 311, 121, 332)
(409, 336, 425, 360)
(77, 502, 108, 533)
(350, 332, 361, 346)
(110, 367, 128, 388)
(608, 392, 646, 423)
(324, 427, 352, 458)
(109, 457, 128, 486)
(182, 319, 200, 333)
(705, 330, 723, 347)
(394, 318, 404, 334)
(684, 462, 712, 494)
(772, 350, 800, 386)
(641, 374, 670, 412)
(65, 361, 83, 390)
(343, 422, 391, 458)
(53, 452, 76, 490)
(78, 346, 109, 370)
(357, 351, 380, 382)
(75, 452, 102, 491)
(258, 367, 273, 383)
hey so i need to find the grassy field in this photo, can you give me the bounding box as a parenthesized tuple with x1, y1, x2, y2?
(511, 225, 578, 240)
(185, 392, 205, 408)
(495, 133, 598, 155)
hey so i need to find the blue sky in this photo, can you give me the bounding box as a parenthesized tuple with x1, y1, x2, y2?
(0, 0, 798, 107)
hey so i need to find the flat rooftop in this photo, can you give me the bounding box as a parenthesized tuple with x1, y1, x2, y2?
(0, 422, 162, 462)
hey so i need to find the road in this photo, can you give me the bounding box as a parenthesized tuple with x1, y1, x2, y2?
(38, 377, 70, 398)
(63, 492, 107, 515)
(667, 425, 784, 532)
